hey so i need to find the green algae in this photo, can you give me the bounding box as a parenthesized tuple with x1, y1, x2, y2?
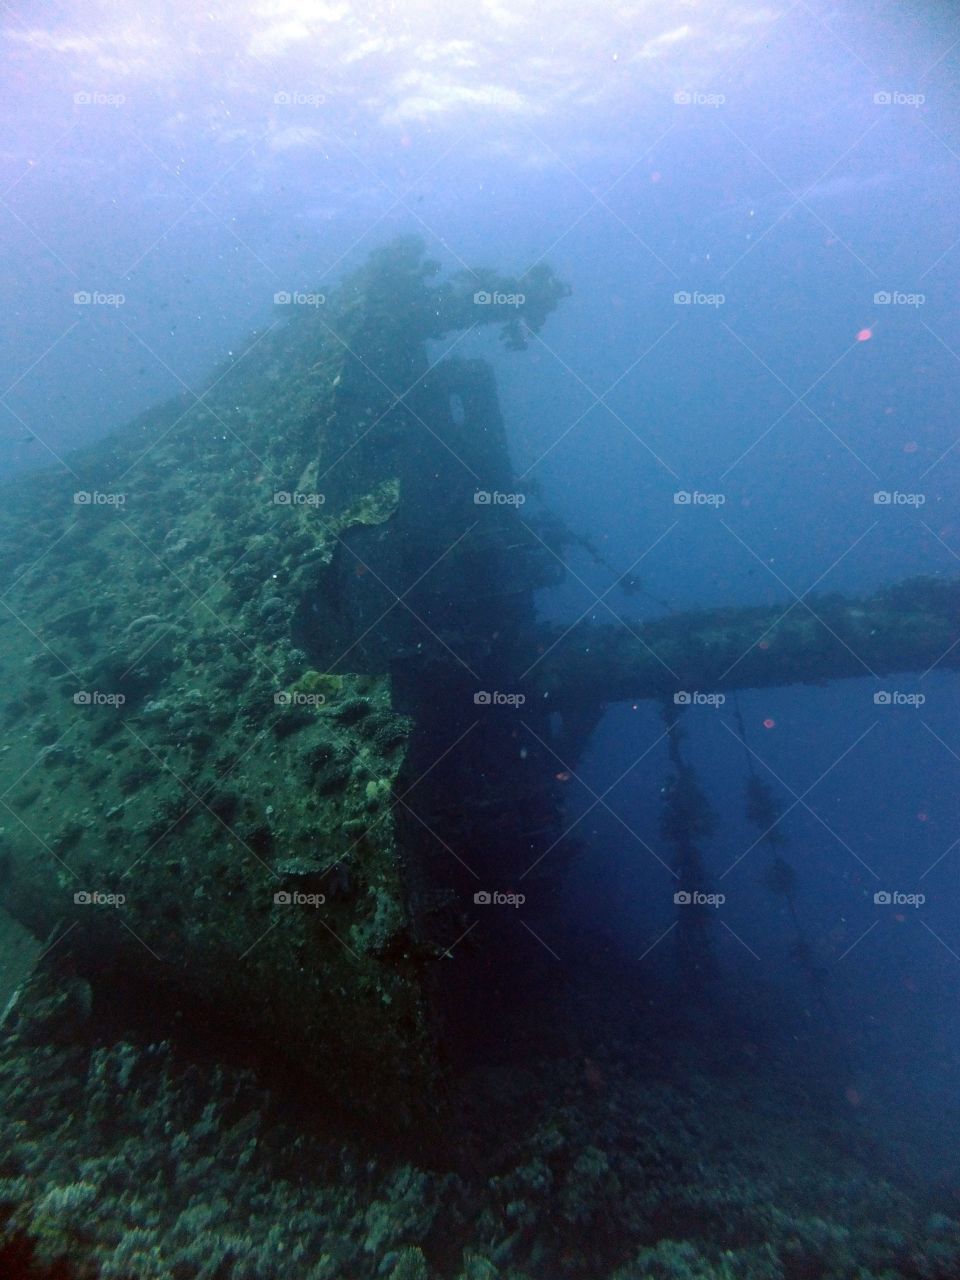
(337, 477, 401, 530)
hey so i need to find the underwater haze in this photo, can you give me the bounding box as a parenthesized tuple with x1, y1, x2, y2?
(2, 1, 960, 1277)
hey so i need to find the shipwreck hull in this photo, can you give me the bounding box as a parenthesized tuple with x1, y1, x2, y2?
(0, 238, 957, 1134)
(0, 241, 575, 1132)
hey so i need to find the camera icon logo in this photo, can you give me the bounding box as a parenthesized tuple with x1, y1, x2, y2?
(474, 490, 492, 504)
(474, 890, 492, 904)
(873, 491, 891, 505)
(273, 291, 292, 305)
(674, 691, 691, 705)
(474, 691, 492, 705)
(273, 891, 292, 905)
(874, 291, 891, 304)
(273, 490, 292, 504)
(274, 691, 292, 705)
(73, 291, 92, 305)
(873, 691, 891, 705)
(673, 890, 692, 905)
(674, 90, 692, 105)
(473, 290, 491, 304)
(874, 91, 892, 105)
(673, 291, 691, 304)
(73, 491, 92, 505)
(874, 890, 891, 904)
(73, 691, 92, 705)
(74, 891, 92, 904)
(673, 490, 691, 505)
(274, 91, 292, 105)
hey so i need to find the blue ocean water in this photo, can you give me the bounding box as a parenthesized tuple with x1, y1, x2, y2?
(2, 1, 960, 1274)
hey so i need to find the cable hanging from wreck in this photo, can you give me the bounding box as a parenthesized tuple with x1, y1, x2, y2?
(730, 692, 839, 1033)
(659, 698, 718, 990)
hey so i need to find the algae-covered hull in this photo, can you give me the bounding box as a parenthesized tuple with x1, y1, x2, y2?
(0, 239, 572, 1130)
